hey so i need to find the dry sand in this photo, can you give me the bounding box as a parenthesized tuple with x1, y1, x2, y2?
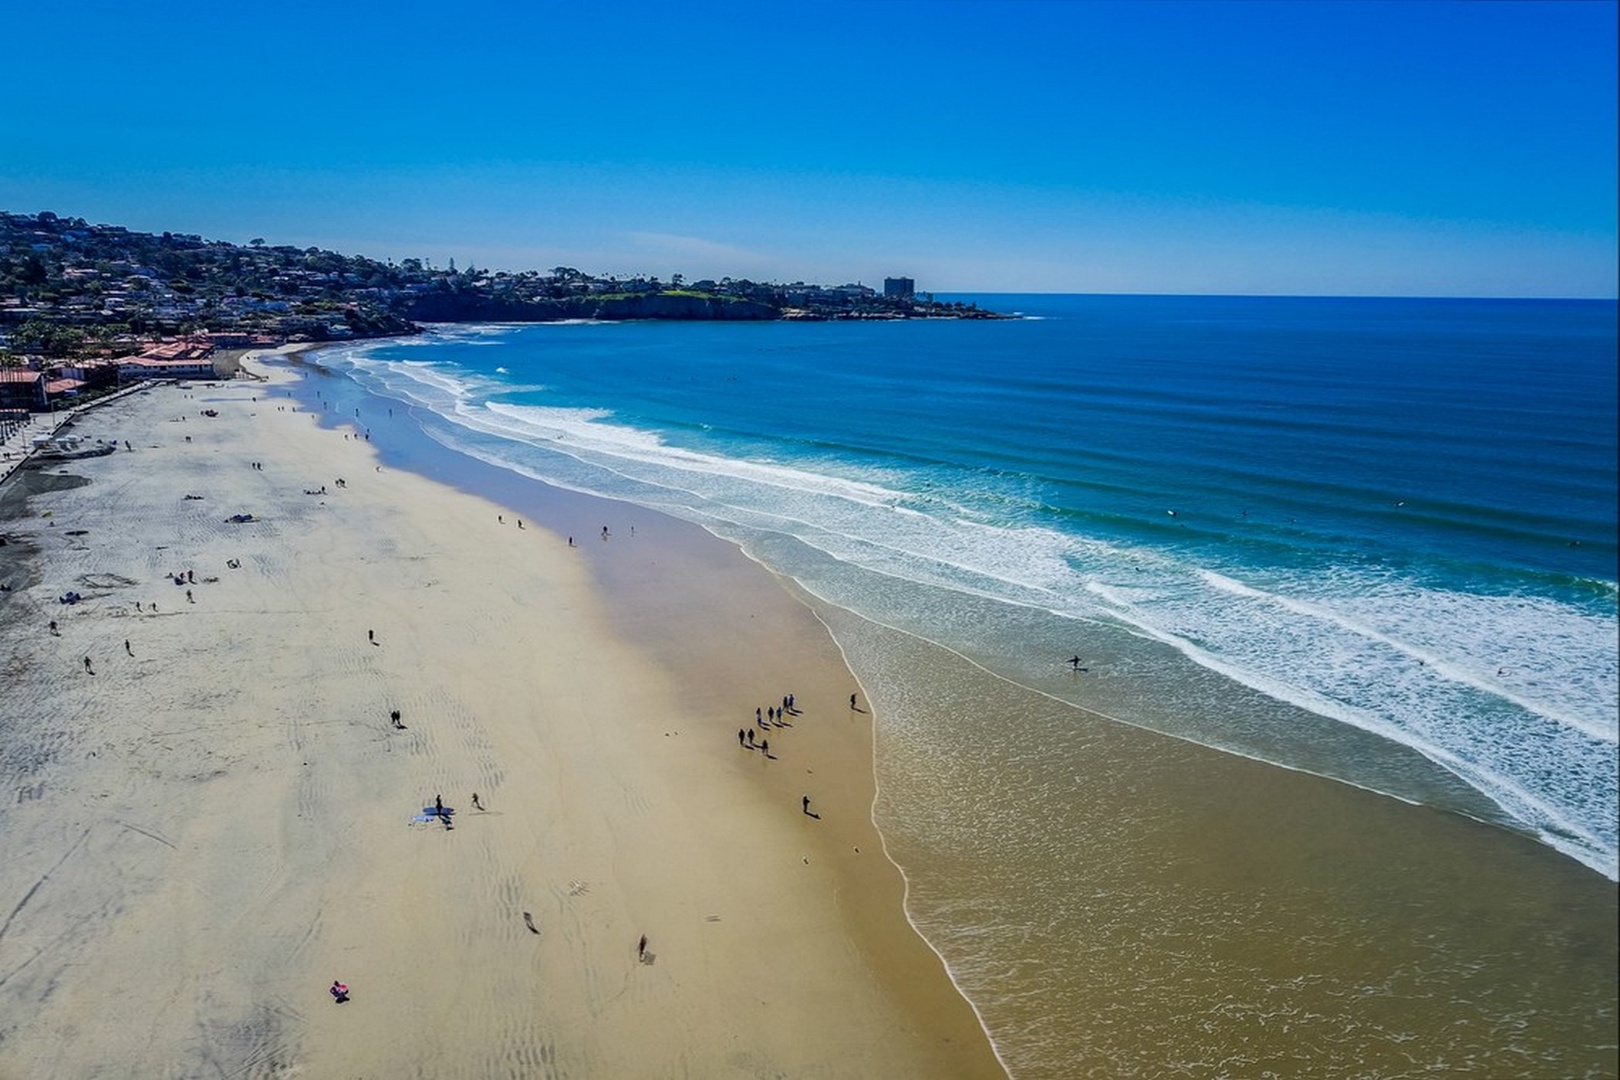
(0, 366, 1005, 1078)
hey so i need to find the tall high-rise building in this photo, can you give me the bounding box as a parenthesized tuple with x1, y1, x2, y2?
(884, 276, 915, 299)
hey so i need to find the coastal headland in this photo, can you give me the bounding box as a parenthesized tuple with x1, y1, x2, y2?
(0, 359, 1006, 1077)
(0, 211, 1006, 360)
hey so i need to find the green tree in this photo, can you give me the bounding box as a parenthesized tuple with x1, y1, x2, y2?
(20, 254, 49, 285)
(11, 319, 87, 358)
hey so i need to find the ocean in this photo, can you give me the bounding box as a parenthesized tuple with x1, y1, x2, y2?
(295, 294, 1617, 1077)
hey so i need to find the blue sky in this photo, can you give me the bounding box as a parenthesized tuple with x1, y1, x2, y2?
(3, 0, 1615, 296)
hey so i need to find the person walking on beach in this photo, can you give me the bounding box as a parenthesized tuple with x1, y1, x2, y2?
(83, 656, 94, 675)
(390, 709, 402, 729)
(738, 728, 746, 747)
(760, 738, 769, 758)
(747, 728, 756, 747)
(1067, 655, 1083, 671)
(803, 795, 811, 814)
(472, 793, 484, 811)
(638, 934, 648, 961)
(124, 639, 133, 656)
(48, 619, 58, 635)
(850, 693, 858, 710)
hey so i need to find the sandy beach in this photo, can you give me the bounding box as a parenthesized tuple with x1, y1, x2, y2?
(0, 365, 1005, 1078)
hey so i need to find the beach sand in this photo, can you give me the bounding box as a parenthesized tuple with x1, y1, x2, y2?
(0, 367, 1004, 1078)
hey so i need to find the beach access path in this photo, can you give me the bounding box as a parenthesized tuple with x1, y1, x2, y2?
(0, 365, 1004, 1078)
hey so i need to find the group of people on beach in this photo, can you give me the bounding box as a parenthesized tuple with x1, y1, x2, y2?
(61, 561, 238, 675)
(736, 691, 852, 824)
(738, 692, 801, 758)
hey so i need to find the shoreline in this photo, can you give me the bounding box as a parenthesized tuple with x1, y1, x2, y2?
(0, 366, 1006, 1076)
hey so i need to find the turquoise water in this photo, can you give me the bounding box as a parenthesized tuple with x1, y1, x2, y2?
(304, 295, 1617, 883)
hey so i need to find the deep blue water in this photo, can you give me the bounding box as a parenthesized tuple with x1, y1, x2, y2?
(305, 294, 1618, 877)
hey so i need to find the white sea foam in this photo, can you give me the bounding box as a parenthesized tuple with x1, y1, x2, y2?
(1198, 569, 1617, 744)
(349, 355, 547, 410)
(482, 401, 910, 508)
(389, 324, 513, 345)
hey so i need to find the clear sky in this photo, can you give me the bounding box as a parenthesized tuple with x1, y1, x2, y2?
(3, 0, 1615, 296)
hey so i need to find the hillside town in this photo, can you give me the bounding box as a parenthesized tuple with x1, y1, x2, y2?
(0, 211, 1003, 418)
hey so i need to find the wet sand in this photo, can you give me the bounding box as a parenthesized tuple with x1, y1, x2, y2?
(0, 368, 1004, 1078)
(825, 605, 1619, 1079)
